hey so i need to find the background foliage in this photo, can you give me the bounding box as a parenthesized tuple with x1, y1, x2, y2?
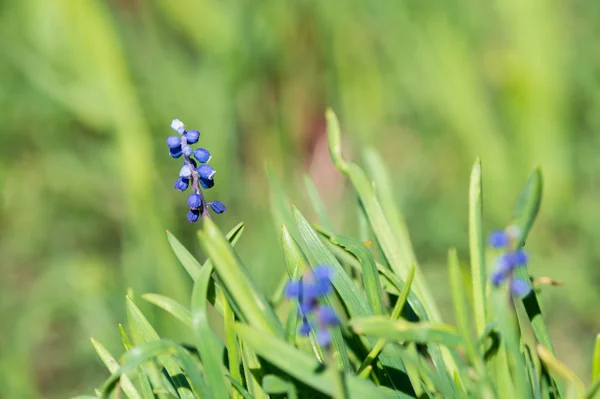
(1, 1, 600, 398)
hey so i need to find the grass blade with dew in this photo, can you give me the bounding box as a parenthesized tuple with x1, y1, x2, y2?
(191, 262, 230, 399)
(468, 159, 487, 338)
(91, 338, 142, 399)
(198, 218, 284, 337)
(236, 323, 405, 399)
(125, 296, 195, 399)
(142, 293, 192, 328)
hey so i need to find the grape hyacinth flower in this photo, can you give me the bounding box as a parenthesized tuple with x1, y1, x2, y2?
(488, 226, 531, 296)
(165, 119, 226, 222)
(284, 265, 341, 348)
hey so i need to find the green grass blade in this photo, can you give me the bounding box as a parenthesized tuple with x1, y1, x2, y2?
(125, 296, 195, 399)
(325, 109, 439, 322)
(592, 334, 600, 382)
(166, 231, 203, 281)
(491, 289, 532, 399)
(91, 338, 142, 399)
(100, 340, 209, 398)
(240, 340, 269, 399)
(350, 317, 463, 347)
(198, 218, 283, 336)
(118, 325, 155, 399)
(468, 159, 487, 338)
(329, 234, 386, 316)
(362, 148, 416, 272)
(236, 323, 405, 399)
(537, 344, 585, 398)
(509, 169, 564, 397)
(142, 293, 192, 328)
(222, 288, 243, 399)
(191, 263, 230, 399)
(357, 265, 415, 374)
(304, 174, 334, 231)
(281, 225, 325, 361)
(227, 375, 255, 399)
(166, 222, 245, 282)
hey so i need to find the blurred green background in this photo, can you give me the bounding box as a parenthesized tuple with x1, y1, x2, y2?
(2, 0, 600, 397)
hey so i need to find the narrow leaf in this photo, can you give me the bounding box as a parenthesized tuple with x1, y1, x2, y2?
(91, 338, 142, 399)
(142, 293, 192, 328)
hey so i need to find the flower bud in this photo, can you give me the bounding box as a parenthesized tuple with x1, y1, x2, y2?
(182, 145, 192, 156)
(174, 177, 189, 191)
(188, 193, 202, 209)
(193, 148, 211, 163)
(200, 177, 214, 189)
(186, 209, 200, 223)
(166, 136, 182, 149)
(197, 164, 216, 180)
(185, 129, 200, 144)
(171, 119, 185, 134)
(210, 200, 226, 214)
(169, 148, 183, 158)
(179, 165, 192, 178)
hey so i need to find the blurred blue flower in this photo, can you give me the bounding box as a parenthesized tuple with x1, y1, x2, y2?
(488, 230, 509, 248)
(488, 228, 531, 297)
(283, 265, 339, 349)
(316, 330, 332, 348)
(166, 136, 182, 149)
(169, 148, 183, 158)
(200, 176, 214, 189)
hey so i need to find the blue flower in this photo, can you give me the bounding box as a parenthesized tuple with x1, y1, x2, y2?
(197, 164, 216, 180)
(194, 148, 211, 163)
(299, 321, 311, 336)
(316, 330, 332, 348)
(185, 129, 200, 144)
(166, 136, 182, 149)
(514, 249, 528, 266)
(210, 201, 227, 214)
(186, 209, 200, 223)
(285, 281, 301, 298)
(200, 176, 214, 189)
(169, 148, 183, 158)
(166, 119, 226, 221)
(318, 306, 340, 326)
(188, 193, 202, 209)
(171, 119, 185, 135)
(509, 279, 530, 296)
(174, 177, 189, 191)
(488, 230, 509, 248)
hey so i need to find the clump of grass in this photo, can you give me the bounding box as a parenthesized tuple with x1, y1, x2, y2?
(79, 110, 599, 399)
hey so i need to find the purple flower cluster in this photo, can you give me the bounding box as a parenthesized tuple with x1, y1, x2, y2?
(166, 119, 226, 222)
(284, 265, 341, 348)
(488, 226, 530, 296)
